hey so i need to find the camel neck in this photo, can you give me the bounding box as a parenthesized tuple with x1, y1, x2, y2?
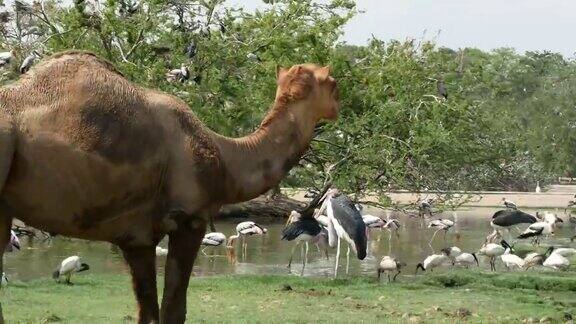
(211, 101, 316, 203)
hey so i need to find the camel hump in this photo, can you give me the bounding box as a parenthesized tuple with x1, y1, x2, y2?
(37, 50, 125, 77)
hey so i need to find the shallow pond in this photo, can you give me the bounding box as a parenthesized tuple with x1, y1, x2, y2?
(4, 208, 575, 281)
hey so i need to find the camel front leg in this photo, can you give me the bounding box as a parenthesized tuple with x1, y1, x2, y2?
(160, 218, 206, 324)
(120, 245, 159, 324)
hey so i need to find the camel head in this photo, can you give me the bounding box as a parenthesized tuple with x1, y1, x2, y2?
(275, 64, 339, 122)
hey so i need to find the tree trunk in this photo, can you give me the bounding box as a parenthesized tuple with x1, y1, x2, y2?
(217, 195, 306, 220)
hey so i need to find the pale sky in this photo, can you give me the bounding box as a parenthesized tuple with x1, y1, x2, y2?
(230, 0, 576, 58)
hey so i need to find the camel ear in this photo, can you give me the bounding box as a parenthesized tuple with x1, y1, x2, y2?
(317, 66, 330, 81)
(276, 65, 288, 81)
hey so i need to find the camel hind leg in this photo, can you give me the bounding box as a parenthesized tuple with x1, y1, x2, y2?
(0, 111, 15, 324)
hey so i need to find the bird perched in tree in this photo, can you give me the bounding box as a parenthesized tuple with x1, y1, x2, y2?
(52, 256, 90, 285)
(166, 64, 189, 82)
(20, 51, 40, 74)
(437, 79, 447, 99)
(377, 256, 405, 282)
(185, 41, 197, 59)
(501, 198, 517, 210)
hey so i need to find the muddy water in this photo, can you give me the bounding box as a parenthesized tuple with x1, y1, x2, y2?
(3, 208, 575, 281)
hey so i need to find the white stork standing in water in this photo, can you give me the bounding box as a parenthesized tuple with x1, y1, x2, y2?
(315, 188, 367, 277)
(201, 232, 227, 255)
(5, 230, 20, 252)
(227, 221, 267, 257)
(281, 211, 323, 275)
(52, 256, 90, 285)
(427, 218, 455, 245)
(501, 197, 517, 210)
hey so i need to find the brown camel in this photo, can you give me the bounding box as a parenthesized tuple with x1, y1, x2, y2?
(0, 50, 339, 323)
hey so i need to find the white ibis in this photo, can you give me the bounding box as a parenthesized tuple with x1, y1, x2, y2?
(490, 210, 537, 238)
(155, 246, 168, 256)
(52, 256, 90, 284)
(524, 246, 555, 269)
(415, 250, 450, 273)
(517, 213, 562, 244)
(315, 188, 367, 277)
(501, 198, 517, 210)
(440, 246, 479, 268)
(166, 64, 189, 82)
(543, 252, 570, 270)
(427, 218, 455, 245)
(281, 210, 323, 274)
(1, 272, 7, 287)
(500, 244, 525, 270)
(227, 221, 267, 256)
(478, 240, 508, 271)
(201, 232, 227, 255)
(549, 247, 576, 257)
(20, 51, 39, 74)
(377, 256, 405, 282)
(5, 230, 20, 252)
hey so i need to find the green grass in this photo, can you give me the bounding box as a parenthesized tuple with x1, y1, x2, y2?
(2, 270, 576, 323)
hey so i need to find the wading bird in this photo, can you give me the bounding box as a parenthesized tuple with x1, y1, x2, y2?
(227, 221, 267, 257)
(442, 246, 479, 268)
(315, 188, 367, 277)
(415, 250, 451, 273)
(377, 256, 405, 282)
(418, 198, 434, 218)
(478, 240, 509, 271)
(428, 218, 455, 245)
(5, 230, 20, 252)
(20, 51, 39, 74)
(501, 198, 517, 210)
(523, 246, 555, 269)
(518, 212, 562, 244)
(383, 215, 401, 241)
(490, 209, 537, 239)
(500, 243, 525, 270)
(201, 232, 227, 255)
(282, 210, 322, 274)
(543, 252, 570, 270)
(52, 256, 90, 285)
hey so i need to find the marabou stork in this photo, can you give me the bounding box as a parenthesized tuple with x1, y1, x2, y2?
(490, 209, 538, 239)
(282, 210, 323, 275)
(315, 188, 367, 277)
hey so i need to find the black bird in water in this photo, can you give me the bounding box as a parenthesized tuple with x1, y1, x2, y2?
(282, 211, 323, 275)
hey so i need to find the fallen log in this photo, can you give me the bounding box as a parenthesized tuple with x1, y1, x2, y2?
(217, 195, 306, 220)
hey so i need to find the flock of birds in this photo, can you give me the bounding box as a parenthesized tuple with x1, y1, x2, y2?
(3, 193, 576, 285)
